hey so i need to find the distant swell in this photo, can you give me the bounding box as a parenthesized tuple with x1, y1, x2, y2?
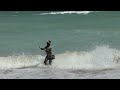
(33, 11, 96, 15)
(0, 46, 120, 70)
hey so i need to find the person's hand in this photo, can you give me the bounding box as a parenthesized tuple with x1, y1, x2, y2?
(40, 48, 43, 50)
(39, 46, 43, 50)
(40, 47, 44, 50)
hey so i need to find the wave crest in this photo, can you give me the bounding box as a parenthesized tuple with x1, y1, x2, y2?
(53, 46, 120, 70)
(33, 11, 95, 15)
(0, 46, 120, 70)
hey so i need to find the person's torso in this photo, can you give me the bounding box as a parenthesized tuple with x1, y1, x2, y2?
(45, 46, 52, 54)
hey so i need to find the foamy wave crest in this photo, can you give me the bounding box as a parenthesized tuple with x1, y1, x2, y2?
(33, 11, 96, 15)
(52, 46, 120, 70)
(0, 54, 44, 69)
(0, 46, 120, 70)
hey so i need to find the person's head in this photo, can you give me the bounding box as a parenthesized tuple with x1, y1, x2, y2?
(47, 40, 51, 46)
(48, 40, 51, 44)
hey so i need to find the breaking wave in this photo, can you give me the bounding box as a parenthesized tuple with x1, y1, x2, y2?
(33, 11, 97, 15)
(0, 46, 120, 70)
(53, 46, 120, 70)
(0, 54, 44, 70)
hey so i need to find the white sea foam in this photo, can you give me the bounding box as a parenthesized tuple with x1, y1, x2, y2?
(53, 46, 120, 70)
(0, 46, 120, 70)
(33, 11, 96, 15)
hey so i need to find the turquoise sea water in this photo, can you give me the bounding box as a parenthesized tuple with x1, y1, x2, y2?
(0, 11, 120, 56)
(0, 11, 120, 79)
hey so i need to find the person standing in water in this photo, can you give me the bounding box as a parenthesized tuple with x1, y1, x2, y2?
(39, 40, 55, 65)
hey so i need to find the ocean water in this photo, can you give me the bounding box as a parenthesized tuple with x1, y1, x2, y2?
(0, 11, 120, 79)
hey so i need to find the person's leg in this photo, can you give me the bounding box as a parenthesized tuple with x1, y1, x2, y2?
(49, 59, 52, 65)
(44, 55, 48, 65)
(47, 54, 52, 65)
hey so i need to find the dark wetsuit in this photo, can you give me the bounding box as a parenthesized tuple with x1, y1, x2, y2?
(41, 45, 54, 65)
(44, 46, 53, 65)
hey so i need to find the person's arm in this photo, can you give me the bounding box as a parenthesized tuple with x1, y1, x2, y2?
(39, 46, 45, 50)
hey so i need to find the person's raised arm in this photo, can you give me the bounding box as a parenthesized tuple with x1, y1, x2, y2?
(39, 46, 45, 50)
